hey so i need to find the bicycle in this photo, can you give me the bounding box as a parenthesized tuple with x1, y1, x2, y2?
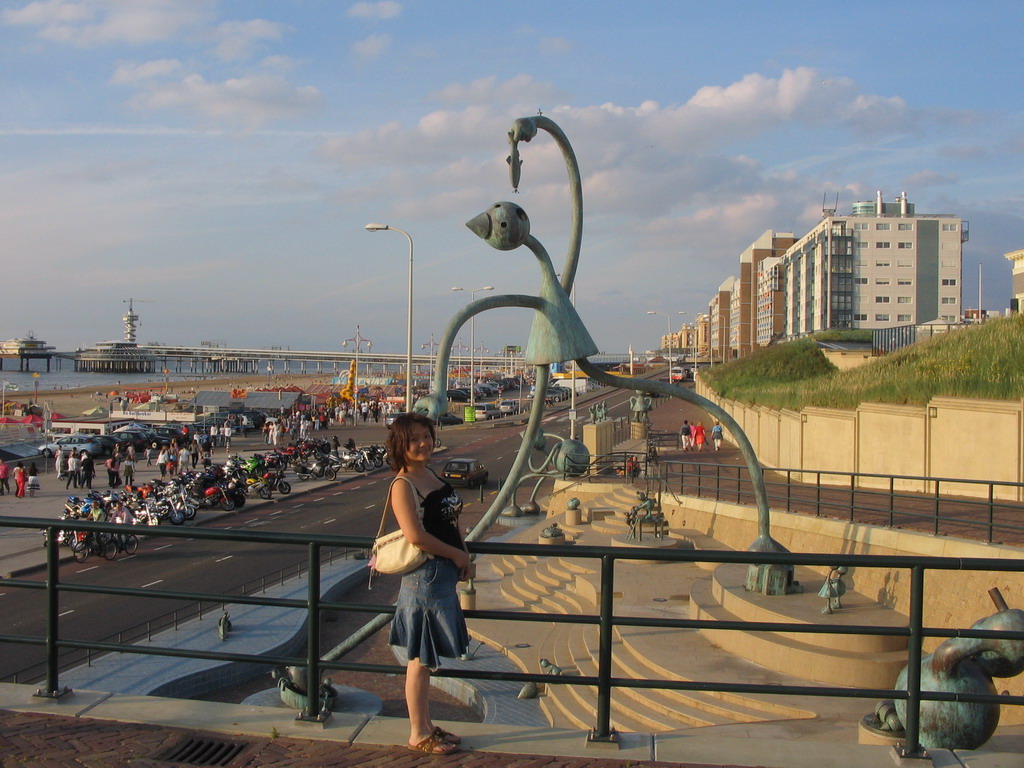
(69, 530, 117, 562)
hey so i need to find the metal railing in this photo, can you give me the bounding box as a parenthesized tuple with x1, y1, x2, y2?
(663, 460, 1024, 545)
(0, 515, 1022, 757)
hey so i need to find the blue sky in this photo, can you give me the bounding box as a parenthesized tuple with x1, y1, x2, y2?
(2, 0, 1023, 357)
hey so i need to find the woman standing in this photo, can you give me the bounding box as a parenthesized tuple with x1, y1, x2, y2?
(13, 461, 26, 497)
(384, 413, 471, 756)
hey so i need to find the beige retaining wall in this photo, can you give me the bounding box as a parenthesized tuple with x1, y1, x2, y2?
(696, 381, 1024, 501)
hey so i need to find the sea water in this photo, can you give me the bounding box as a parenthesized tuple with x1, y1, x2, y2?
(0, 369, 216, 395)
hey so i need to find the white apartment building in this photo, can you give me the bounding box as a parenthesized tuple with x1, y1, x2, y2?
(782, 191, 966, 337)
(756, 255, 785, 346)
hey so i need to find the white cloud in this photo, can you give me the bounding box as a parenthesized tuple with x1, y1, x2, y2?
(213, 18, 287, 62)
(429, 74, 567, 109)
(109, 58, 182, 85)
(903, 169, 958, 188)
(128, 73, 322, 127)
(352, 32, 391, 60)
(3, 0, 213, 46)
(347, 1, 402, 20)
(538, 36, 573, 55)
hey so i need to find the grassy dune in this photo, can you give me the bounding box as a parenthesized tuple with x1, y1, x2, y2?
(701, 315, 1024, 410)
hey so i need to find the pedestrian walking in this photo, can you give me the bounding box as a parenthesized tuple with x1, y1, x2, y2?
(692, 422, 707, 452)
(105, 453, 121, 488)
(146, 441, 157, 466)
(13, 461, 26, 497)
(27, 462, 40, 497)
(80, 453, 95, 490)
(156, 446, 169, 479)
(711, 421, 724, 451)
(680, 420, 692, 451)
(0, 458, 10, 495)
(122, 455, 135, 486)
(65, 453, 79, 489)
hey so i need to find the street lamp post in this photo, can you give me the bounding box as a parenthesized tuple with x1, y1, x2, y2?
(647, 311, 673, 383)
(677, 311, 689, 378)
(452, 286, 494, 414)
(365, 223, 414, 413)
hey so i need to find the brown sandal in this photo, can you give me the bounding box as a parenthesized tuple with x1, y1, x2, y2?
(409, 732, 459, 755)
(433, 726, 461, 744)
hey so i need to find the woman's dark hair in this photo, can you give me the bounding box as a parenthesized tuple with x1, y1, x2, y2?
(385, 413, 436, 472)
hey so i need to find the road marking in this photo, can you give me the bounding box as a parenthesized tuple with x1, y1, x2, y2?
(141, 579, 163, 588)
(59, 609, 75, 617)
(77, 566, 99, 573)
(155, 543, 174, 551)
(332, 491, 345, 496)
(322, 518, 336, 525)
(313, 497, 326, 502)
(215, 555, 233, 563)
(364, 504, 375, 510)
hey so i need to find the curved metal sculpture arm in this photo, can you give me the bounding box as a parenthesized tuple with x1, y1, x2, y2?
(418, 294, 545, 417)
(575, 358, 783, 554)
(509, 116, 582, 295)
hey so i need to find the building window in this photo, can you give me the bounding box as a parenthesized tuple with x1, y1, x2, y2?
(877, 242, 891, 248)
(854, 313, 867, 321)
(876, 296, 890, 303)
(941, 315, 956, 322)
(898, 242, 913, 249)
(897, 314, 912, 322)
(855, 241, 867, 249)
(855, 260, 867, 267)
(898, 296, 913, 304)
(876, 278, 890, 285)
(941, 297, 957, 305)
(898, 223, 913, 231)
(942, 278, 957, 286)
(897, 260, 913, 267)
(942, 261, 958, 268)
(875, 314, 890, 321)
(897, 279, 913, 286)
(875, 260, 891, 268)
(854, 277, 868, 284)
(876, 223, 891, 230)
(942, 223, 958, 231)
(854, 222, 869, 230)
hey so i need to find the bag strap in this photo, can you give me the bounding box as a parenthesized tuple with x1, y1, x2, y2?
(374, 476, 420, 539)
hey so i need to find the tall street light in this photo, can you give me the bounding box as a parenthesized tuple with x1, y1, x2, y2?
(647, 310, 673, 383)
(677, 311, 689, 377)
(365, 223, 414, 413)
(452, 285, 494, 413)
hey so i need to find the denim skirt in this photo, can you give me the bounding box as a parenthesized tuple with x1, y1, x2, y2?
(388, 557, 468, 670)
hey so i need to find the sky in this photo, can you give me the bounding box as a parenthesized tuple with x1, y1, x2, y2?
(3, 0, 1023, 359)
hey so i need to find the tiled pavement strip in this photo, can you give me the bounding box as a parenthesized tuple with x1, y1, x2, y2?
(0, 403, 1018, 766)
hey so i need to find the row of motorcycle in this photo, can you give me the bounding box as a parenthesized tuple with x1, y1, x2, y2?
(50, 439, 388, 562)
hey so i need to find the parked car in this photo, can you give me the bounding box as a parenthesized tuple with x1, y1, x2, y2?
(545, 386, 571, 403)
(37, 433, 108, 458)
(446, 389, 471, 402)
(498, 399, 520, 415)
(386, 411, 464, 428)
(440, 458, 488, 488)
(473, 403, 501, 420)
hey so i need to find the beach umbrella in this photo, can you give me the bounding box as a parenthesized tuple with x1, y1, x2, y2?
(82, 406, 108, 417)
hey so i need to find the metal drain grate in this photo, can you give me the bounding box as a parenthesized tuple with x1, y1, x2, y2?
(151, 736, 249, 766)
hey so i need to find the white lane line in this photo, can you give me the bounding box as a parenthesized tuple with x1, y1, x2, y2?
(291, 504, 304, 509)
(141, 579, 163, 588)
(322, 518, 336, 525)
(313, 497, 327, 502)
(364, 504, 375, 510)
(155, 543, 174, 551)
(215, 555, 233, 563)
(76, 566, 99, 574)
(332, 491, 345, 496)
(59, 609, 75, 617)
(270, 509, 286, 516)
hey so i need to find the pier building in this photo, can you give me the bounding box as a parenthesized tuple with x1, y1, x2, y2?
(0, 334, 56, 371)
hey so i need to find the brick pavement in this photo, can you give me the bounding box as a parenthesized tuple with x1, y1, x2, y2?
(0, 710, 738, 767)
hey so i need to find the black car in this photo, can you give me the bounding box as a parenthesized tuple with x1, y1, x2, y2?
(441, 458, 488, 488)
(385, 412, 464, 428)
(446, 389, 471, 402)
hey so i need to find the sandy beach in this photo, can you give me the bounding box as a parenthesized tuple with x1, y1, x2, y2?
(30, 373, 339, 421)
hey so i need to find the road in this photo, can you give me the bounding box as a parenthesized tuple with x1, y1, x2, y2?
(0, 383, 637, 684)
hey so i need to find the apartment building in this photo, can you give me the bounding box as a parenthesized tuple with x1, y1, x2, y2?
(709, 277, 734, 363)
(756, 255, 786, 346)
(1006, 247, 1024, 314)
(727, 230, 796, 358)
(783, 192, 965, 337)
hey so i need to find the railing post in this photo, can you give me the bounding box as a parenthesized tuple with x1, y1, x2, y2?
(816, 472, 822, 517)
(987, 484, 995, 544)
(786, 469, 792, 510)
(298, 541, 329, 723)
(933, 481, 941, 536)
(849, 473, 855, 522)
(897, 565, 926, 759)
(35, 526, 70, 700)
(589, 553, 619, 744)
(888, 477, 895, 527)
